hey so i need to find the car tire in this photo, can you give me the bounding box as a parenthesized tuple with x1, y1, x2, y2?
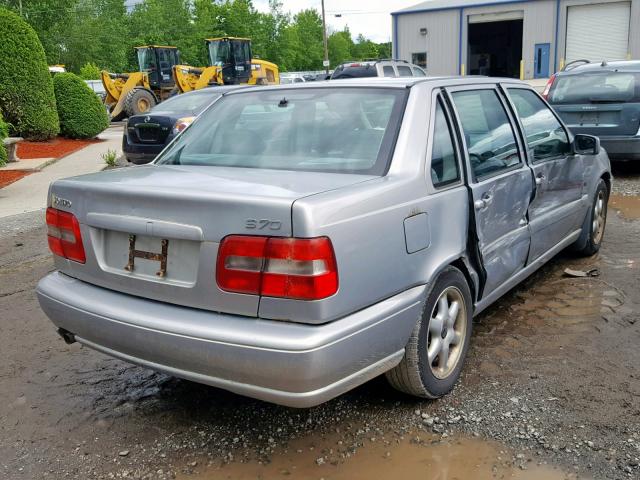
(386, 266, 473, 399)
(574, 179, 609, 256)
(123, 88, 157, 117)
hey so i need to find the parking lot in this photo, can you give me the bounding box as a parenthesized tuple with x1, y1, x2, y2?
(1, 163, 638, 480)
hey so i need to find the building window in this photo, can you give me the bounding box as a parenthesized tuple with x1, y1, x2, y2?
(412, 52, 427, 70)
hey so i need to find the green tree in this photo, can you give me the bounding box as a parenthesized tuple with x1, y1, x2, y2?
(79, 62, 102, 80)
(328, 27, 354, 67)
(0, 7, 59, 140)
(377, 42, 392, 59)
(129, 0, 199, 67)
(253, 1, 296, 71)
(352, 33, 378, 61)
(290, 9, 323, 71)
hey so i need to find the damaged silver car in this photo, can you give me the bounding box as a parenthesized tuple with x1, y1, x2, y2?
(37, 78, 611, 407)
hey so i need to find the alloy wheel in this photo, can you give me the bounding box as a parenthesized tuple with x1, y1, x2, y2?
(427, 286, 467, 379)
(592, 189, 606, 244)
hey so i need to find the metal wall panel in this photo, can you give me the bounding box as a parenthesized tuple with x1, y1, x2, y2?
(394, 0, 638, 80)
(395, 9, 460, 76)
(460, 0, 556, 79)
(558, 0, 638, 68)
(565, 2, 631, 62)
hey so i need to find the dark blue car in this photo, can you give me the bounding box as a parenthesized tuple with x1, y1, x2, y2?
(545, 60, 640, 161)
(122, 86, 243, 164)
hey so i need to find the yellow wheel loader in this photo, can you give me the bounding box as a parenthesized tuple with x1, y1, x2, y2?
(101, 46, 181, 120)
(172, 37, 279, 93)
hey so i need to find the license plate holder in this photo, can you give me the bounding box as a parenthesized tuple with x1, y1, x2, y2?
(580, 112, 599, 125)
(124, 234, 169, 277)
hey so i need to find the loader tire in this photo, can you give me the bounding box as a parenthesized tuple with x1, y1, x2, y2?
(123, 88, 156, 117)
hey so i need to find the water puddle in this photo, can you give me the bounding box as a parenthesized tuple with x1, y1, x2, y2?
(609, 194, 640, 220)
(177, 433, 581, 480)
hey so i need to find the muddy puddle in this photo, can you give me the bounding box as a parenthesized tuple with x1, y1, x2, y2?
(176, 434, 582, 480)
(609, 194, 640, 220)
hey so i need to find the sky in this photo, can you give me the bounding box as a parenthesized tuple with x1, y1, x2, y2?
(253, 0, 420, 43)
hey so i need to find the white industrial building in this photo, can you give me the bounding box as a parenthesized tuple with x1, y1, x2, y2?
(392, 0, 640, 79)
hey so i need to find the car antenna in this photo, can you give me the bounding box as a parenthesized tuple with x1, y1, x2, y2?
(278, 97, 288, 108)
(601, 60, 608, 67)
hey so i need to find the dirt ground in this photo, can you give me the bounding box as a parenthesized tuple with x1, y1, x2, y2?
(1, 165, 639, 480)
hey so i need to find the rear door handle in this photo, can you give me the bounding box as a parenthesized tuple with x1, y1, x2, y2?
(474, 193, 493, 210)
(535, 174, 546, 185)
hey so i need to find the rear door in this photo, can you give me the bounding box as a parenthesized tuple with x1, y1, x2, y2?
(504, 86, 585, 261)
(549, 71, 640, 137)
(446, 85, 533, 296)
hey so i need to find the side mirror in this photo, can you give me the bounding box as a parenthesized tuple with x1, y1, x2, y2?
(573, 134, 600, 155)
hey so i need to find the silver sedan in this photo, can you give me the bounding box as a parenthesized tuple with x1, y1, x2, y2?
(37, 77, 611, 407)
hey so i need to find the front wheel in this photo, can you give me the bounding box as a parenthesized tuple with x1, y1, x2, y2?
(123, 88, 157, 117)
(575, 179, 609, 256)
(386, 266, 473, 399)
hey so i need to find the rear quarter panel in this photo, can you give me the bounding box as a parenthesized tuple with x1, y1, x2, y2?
(258, 84, 470, 323)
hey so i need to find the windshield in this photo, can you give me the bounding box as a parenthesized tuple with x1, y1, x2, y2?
(155, 88, 406, 175)
(137, 48, 154, 72)
(208, 40, 230, 67)
(151, 91, 219, 114)
(549, 71, 640, 104)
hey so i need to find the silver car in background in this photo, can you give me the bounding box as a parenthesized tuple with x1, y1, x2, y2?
(37, 78, 611, 407)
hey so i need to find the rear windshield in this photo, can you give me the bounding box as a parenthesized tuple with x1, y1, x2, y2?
(152, 91, 220, 114)
(155, 88, 406, 175)
(331, 64, 377, 80)
(549, 71, 640, 104)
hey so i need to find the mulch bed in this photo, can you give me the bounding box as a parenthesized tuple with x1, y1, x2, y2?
(0, 171, 31, 188)
(17, 137, 103, 159)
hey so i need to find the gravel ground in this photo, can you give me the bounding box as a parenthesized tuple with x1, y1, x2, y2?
(1, 165, 639, 480)
(611, 162, 640, 196)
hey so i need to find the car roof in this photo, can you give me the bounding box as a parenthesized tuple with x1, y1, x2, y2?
(222, 76, 528, 94)
(559, 60, 640, 76)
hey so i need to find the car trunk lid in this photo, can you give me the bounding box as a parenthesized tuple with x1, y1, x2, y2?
(49, 165, 375, 316)
(126, 114, 176, 145)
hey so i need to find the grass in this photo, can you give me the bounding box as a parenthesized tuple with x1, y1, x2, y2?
(101, 148, 118, 167)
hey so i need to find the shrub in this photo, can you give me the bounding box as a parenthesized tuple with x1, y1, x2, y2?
(53, 72, 109, 139)
(0, 113, 7, 166)
(79, 62, 102, 80)
(0, 8, 59, 140)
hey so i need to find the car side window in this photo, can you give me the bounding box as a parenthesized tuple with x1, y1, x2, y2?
(507, 88, 570, 162)
(413, 67, 426, 77)
(383, 66, 396, 77)
(397, 65, 413, 77)
(451, 89, 521, 179)
(430, 98, 460, 188)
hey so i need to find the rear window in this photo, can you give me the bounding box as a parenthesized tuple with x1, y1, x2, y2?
(152, 91, 219, 114)
(331, 64, 377, 79)
(549, 71, 640, 104)
(156, 88, 406, 175)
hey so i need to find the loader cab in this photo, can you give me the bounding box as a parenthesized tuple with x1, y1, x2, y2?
(136, 46, 180, 89)
(206, 37, 252, 85)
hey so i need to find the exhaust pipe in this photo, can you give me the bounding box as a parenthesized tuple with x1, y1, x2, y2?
(57, 328, 77, 345)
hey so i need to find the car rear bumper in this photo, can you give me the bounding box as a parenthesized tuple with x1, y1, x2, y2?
(598, 136, 640, 160)
(36, 272, 425, 408)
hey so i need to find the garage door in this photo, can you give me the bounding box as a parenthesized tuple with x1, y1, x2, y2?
(565, 2, 630, 63)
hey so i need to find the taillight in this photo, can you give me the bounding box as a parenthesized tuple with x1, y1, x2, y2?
(172, 116, 195, 135)
(541, 73, 556, 100)
(216, 236, 338, 300)
(46, 207, 86, 263)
